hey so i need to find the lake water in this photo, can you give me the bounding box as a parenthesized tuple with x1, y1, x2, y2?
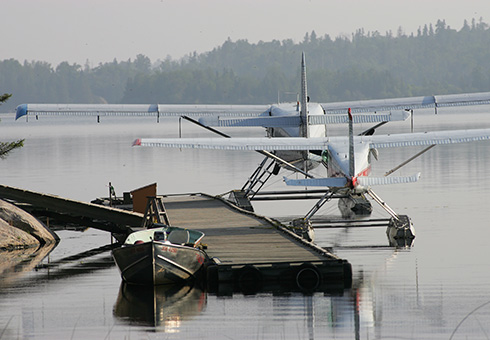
(1, 106, 490, 339)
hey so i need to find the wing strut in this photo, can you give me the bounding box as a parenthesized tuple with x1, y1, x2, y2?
(366, 189, 399, 220)
(180, 116, 315, 178)
(384, 145, 436, 176)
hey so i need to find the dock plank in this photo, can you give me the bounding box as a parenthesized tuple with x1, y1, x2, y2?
(159, 194, 351, 293)
(162, 194, 338, 265)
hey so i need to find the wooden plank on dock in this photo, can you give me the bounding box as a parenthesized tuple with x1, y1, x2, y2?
(162, 194, 334, 262)
(161, 194, 351, 293)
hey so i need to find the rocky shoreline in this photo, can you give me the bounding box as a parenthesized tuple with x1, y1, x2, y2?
(0, 199, 59, 251)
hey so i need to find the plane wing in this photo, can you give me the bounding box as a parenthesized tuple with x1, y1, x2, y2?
(133, 128, 490, 151)
(132, 136, 335, 151)
(15, 103, 268, 120)
(321, 91, 490, 114)
(15, 102, 409, 126)
(364, 128, 490, 148)
(198, 111, 410, 127)
(15, 91, 490, 120)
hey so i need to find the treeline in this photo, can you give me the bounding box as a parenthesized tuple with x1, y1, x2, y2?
(1, 18, 490, 111)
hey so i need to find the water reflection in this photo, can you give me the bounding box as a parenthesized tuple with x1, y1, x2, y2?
(0, 243, 118, 290)
(209, 273, 348, 297)
(0, 243, 57, 288)
(113, 282, 206, 330)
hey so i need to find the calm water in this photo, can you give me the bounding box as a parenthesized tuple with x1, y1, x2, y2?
(1, 106, 490, 339)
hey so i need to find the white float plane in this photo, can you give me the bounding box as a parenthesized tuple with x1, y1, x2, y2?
(15, 54, 490, 243)
(15, 53, 490, 190)
(15, 54, 411, 175)
(130, 100, 490, 244)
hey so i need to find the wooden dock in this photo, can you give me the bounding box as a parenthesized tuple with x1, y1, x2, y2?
(161, 194, 351, 294)
(0, 184, 351, 294)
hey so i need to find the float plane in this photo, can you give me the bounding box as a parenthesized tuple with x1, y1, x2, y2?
(15, 54, 490, 244)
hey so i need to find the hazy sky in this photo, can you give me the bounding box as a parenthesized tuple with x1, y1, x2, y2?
(2, 0, 489, 67)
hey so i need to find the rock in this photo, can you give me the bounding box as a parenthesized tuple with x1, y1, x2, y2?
(0, 199, 59, 250)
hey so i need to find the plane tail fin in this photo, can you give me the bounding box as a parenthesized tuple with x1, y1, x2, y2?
(300, 52, 309, 138)
(348, 108, 355, 179)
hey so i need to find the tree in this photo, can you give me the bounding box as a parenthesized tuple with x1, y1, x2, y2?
(0, 94, 24, 159)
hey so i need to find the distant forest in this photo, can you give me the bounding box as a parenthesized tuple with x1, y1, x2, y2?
(1, 18, 490, 112)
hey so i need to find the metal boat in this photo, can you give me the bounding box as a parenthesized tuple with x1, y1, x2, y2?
(112, 225, 206, 285)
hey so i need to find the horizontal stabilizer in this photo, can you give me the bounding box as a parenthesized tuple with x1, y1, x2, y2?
(310, 111, 410, 124)
(357, 173, 421, 186)
(283, 176, 348, 188)
(199, 115, 301, 127)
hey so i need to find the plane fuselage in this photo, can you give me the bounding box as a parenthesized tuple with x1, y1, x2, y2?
(266, 102, 326, 171)
(324, 142, 372, 187)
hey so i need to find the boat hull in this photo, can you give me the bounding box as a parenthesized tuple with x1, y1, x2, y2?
(112, 241, 206, 285)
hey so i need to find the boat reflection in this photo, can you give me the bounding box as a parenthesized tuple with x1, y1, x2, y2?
(113, 282, 206, 330)
(113, 276, 350, 333)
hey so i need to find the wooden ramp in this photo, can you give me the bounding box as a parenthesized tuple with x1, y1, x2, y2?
(0, 184, 143, 241)
(161, 194, 351, 295)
